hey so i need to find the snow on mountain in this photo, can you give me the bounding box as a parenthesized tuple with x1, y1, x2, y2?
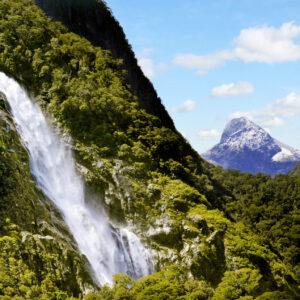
(202, 117, 300, 175)
(272, 148, 294, 162)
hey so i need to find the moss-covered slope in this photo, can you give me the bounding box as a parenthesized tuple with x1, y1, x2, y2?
(35, 0, 176, 132)
(0, 93, 95, 298)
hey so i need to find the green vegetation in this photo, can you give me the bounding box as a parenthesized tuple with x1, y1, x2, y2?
(212, 169, 300, 282)
(0, 94, 95, 298)
(35, 0, 176, 132)
(0, 0, 299, 299)
(0, 221, 81, 300)
(0, 0, 212, 193)
(289, 161, 300, 175)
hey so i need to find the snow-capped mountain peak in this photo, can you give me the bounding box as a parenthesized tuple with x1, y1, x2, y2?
(202, 117, 300, 175)
(220, 117, 273, 151)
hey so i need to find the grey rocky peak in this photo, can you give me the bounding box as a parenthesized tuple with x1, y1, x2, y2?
(202, 117, 300, 175)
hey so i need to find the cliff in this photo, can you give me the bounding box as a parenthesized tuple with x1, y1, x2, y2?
(35, 0, 176, 131)
(0, 93, 96, 298)
(0, 1, 299, 299)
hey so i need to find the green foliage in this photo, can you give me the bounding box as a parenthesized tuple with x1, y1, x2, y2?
(213, 268, 261, 299)
(95, 266, 213, 300)
(84, 293, 104, 300)
(213, 168, 300, 282)
(0, 225, 73, 299)
(0, 0, 222, 209)
(0, 77, 93, 300)
(0, 146, 17, 200)
(256, 291, 293, 299)
(0, 1, 298, 299)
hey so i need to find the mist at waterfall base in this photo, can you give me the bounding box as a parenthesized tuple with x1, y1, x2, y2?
(0, 72, 153, 286)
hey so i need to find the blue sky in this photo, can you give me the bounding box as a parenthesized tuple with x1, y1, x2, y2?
(105, 0, 300, 154)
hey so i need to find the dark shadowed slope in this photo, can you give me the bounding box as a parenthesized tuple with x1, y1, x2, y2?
(35, 0, 176, 131)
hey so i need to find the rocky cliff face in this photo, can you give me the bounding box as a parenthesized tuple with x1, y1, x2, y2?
(202, 117, 300, 176)
(34, 0, 176, 131)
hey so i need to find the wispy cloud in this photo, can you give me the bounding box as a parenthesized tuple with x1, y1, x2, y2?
(198, 129, 220, 138)
(138, 57, 155, 79)
(137, 48, 168, 79)
(171, 100, 196, 114)
(173, 22, 300, 74)
(264, 128, 271, 134)
(230, 92, 300, 127)
(212, 81, 254, 97)
(173, 51, 232, 75)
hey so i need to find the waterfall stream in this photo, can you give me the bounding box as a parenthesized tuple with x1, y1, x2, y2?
(0, 72, 153, 285)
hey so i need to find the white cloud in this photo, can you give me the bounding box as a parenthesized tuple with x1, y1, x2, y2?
(173, 22, 300, 74)
(212, 81, 254, 97)
(138, 57, 155, 79)
(198, 129, 220, 138)
(230, 92, 300, 127)
(171, 100, 196, 114)
(275, 92, 300, 117)
(173, 51, 232, 75)
(262, 117, 284, 127)
(137, 48, 168, 79)
(233, 22, 300, 63)
(157, 62, 168, 72)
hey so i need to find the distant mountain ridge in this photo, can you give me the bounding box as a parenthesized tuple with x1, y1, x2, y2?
(202, 117, 300, 175)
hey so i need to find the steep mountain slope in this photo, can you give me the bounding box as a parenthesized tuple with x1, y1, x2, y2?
(202, 117, 300, 176)
(289, 161, 300, 175)
(0, 93, 96, 298)
(34, 0, 176, 131)
(0, 1, 299, 299)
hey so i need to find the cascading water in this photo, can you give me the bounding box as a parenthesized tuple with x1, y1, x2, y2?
(0, 72, 153, 285)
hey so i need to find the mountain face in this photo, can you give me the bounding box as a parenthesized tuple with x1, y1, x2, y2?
(289, 161, 300, 175)
(34, 0, 176, 131)
(202, 117, 300, 176)
(0, 92, 96, 296)
(0, 1, 299, 299)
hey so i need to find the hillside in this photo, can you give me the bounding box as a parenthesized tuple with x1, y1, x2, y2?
(203, 117, 300, 176)
(0, 0, 299, 299)
(35, 0, 176, 131)
(289, 161, 300, 175)
(0, 92, 96, 297)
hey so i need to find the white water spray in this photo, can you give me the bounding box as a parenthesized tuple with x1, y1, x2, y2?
(0, 72, 153, 285)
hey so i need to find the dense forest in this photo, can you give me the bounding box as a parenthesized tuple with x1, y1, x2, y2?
(0, 0, 299, 299)
(34, 0, 176, 132)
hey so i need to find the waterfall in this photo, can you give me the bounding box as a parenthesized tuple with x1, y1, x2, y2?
(0, 72, 153, 286)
